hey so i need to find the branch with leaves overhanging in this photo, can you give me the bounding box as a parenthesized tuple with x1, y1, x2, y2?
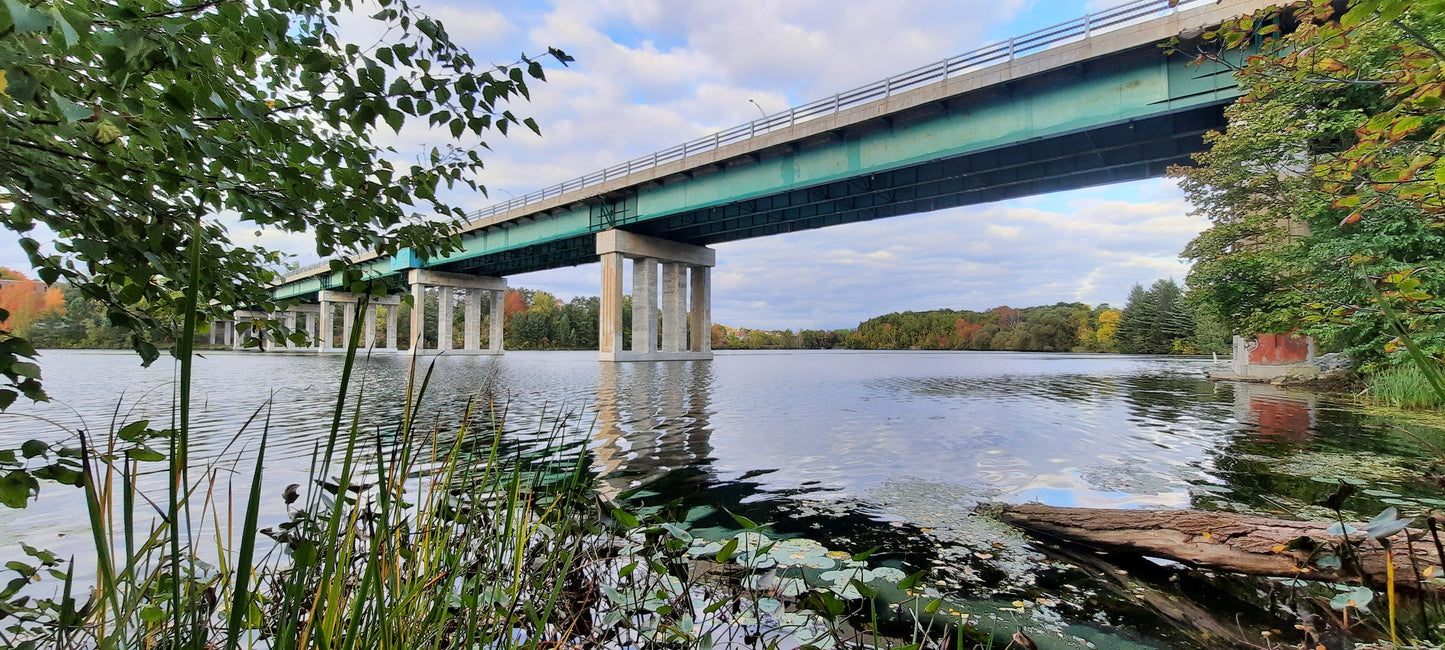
(0, 0, 571, 407)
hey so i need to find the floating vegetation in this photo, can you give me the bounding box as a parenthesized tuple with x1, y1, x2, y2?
(1276, 451, 1417, 483)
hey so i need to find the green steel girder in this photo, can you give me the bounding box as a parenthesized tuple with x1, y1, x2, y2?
(273, 41, 1245, 300)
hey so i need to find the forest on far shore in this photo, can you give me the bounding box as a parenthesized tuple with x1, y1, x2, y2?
(3, 267, 1220, 355)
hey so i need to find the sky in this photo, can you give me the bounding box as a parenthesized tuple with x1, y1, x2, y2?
(0, 0, 1210, 331)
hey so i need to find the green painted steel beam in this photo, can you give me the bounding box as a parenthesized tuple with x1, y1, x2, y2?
(274, 46, 1244, 300)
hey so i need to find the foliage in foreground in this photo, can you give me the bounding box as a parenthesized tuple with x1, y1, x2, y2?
(0, 0, 569, 405)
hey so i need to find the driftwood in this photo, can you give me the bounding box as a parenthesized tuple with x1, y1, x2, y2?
(995, 504, 1443, 588)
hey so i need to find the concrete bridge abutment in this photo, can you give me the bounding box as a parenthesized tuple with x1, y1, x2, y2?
(597, 230, 713, 362)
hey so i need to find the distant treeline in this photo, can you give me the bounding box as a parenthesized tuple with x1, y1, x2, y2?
(711, 279, 1227, 354)
(6, 267, 1224, 355)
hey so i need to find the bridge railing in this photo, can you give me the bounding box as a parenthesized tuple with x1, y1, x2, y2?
(457, 0, 1214, 228)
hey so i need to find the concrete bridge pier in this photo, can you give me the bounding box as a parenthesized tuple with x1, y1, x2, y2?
(288, 304, 321, 350)
(231, 310, 269, 350)
(597, 230, 713, 362)
(210, 320, 230, 346)
(406, 269, 507, 356)
(316, 291, 402, 352)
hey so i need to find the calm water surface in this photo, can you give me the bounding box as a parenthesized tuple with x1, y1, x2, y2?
(3, 349, 1441, 648)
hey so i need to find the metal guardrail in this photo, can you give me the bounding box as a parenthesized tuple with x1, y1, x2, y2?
(287, 0, 1210, 281)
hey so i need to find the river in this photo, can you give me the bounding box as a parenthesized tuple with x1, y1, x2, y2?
(3, 349, 1442, 648)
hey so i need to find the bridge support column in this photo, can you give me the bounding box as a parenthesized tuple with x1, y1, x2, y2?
(661, 263, 686, 353)
(305, 312, 318, 350)
(596, 230, 714, 362)
(231, 314, 251, 350)
(290, 304, 320, 351)
(631, 258, 657, 354)
(489, 290, 504, 353)
(599, 252, 625, 357)
(319, 300, 333, 352)
(406, 270, 507, 356)
(464, 290, 482, 350)
(436, 288, 453, 351)
(410, 282, 426, 354)
(690, 266, 711, 353)
(385, 306, 398, 351)
(363, 305, 377, 349)
(341, 302, 356, 348)
(233, 310, 269, 351)
(283, 311, 298, 350)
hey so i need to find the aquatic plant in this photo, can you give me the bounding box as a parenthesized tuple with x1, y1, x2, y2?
(1369, 365, 1445, 410)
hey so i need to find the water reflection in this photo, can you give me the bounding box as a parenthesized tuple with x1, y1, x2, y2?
(592, 361, 716, 498)
(1230, 381, 1319, 441)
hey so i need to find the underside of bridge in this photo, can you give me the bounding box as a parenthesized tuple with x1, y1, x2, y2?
(438, 102, 1224, 279)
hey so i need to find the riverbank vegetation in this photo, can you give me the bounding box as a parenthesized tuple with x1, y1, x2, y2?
(1173, 0, 1445, 400)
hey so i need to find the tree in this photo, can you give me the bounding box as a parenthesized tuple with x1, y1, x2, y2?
(1094, 308, 1122, 351)
(1173, 0, 1445, 369)
(0, 271, 62, 334)
(1118, 280, 1196, 354)
(0, 0, 570, 408)
(503, 291, 529, 326)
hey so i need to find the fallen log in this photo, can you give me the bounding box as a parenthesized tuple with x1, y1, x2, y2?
(993, 504, 1442, 588)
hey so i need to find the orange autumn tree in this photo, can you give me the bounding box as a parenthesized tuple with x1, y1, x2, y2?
(0, 268, 65, 335)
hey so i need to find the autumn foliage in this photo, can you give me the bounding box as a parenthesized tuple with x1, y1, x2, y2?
(0, 269, 64, 335)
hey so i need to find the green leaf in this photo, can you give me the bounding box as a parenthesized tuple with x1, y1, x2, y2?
(897, 570, 927, 590)
(49, 92, 90, 122)
(126, 447, 165, 462)
(611, 508, 639, 529)
(47, 7, 78, 46)
(117, 420, 150, 442)
(11, 361, 39, 379)
(0, 470, 38, 508)
(1330, 586, 1373, 611)
(728, 510, 758, 529)
(384, 108, 404, 133)
(715, 537, 739, 563)
(4, 0, 51, 33)
(20, 439, 47, 459)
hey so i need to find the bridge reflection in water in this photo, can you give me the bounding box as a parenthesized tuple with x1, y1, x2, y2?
(591, 361, 717, 499)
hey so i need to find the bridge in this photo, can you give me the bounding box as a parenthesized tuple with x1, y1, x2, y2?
(237, 0, 1272, 361)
